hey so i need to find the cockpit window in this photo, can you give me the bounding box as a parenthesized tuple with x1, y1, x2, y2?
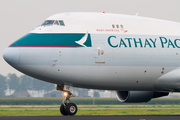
(54, 20, 59, 25)
(59, 20, 65, 26)
(41, 20, 55, 26)
(41, 20, 65, 26)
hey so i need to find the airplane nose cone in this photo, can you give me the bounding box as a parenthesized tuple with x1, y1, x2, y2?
(3, 45, 20, 65)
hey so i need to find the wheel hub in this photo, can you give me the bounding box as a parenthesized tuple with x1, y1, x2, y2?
(70, 106, 76, 113)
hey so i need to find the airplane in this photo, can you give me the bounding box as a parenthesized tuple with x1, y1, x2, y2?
(3, 12, 180, 116)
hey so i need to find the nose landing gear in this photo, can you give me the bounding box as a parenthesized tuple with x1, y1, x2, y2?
(58, 88, 77, 116)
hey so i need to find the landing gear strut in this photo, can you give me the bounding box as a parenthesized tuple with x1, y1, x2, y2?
(57, 84, 77, 116)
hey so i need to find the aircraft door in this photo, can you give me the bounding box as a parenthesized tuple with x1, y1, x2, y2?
(94, 42, 105, 63)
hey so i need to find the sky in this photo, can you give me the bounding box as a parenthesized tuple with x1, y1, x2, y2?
(1, 0, 180, 76)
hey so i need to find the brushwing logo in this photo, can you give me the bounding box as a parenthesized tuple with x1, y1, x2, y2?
(75, 32, 91, 47)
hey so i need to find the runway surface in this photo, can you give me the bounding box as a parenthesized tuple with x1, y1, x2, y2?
(0, 115, 180, 120)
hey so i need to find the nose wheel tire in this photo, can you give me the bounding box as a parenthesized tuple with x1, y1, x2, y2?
(60, 103, 77, 116)
(60, 103, 68, 116)
(65, 103, 77, 116)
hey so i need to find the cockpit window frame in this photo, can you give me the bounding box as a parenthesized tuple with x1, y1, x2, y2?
(54, 20, 59, 25)
(41, 20, 65, 26)
(41, 20, 55, 26)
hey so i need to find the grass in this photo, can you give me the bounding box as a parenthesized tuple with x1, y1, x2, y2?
(1, 105, 180, 109)
(0, 105, 180, 116)
(0, 109, 180, 116)
(78, 105, 180, 108)
(77, 109, 180, 115)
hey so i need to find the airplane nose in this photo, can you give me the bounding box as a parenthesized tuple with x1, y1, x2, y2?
(3, 44, 20, 65)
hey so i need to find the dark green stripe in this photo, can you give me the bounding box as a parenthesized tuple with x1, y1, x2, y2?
(10, 33, 92, 47)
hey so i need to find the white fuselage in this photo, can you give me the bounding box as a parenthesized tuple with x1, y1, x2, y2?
(3, 12, 180, 92)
